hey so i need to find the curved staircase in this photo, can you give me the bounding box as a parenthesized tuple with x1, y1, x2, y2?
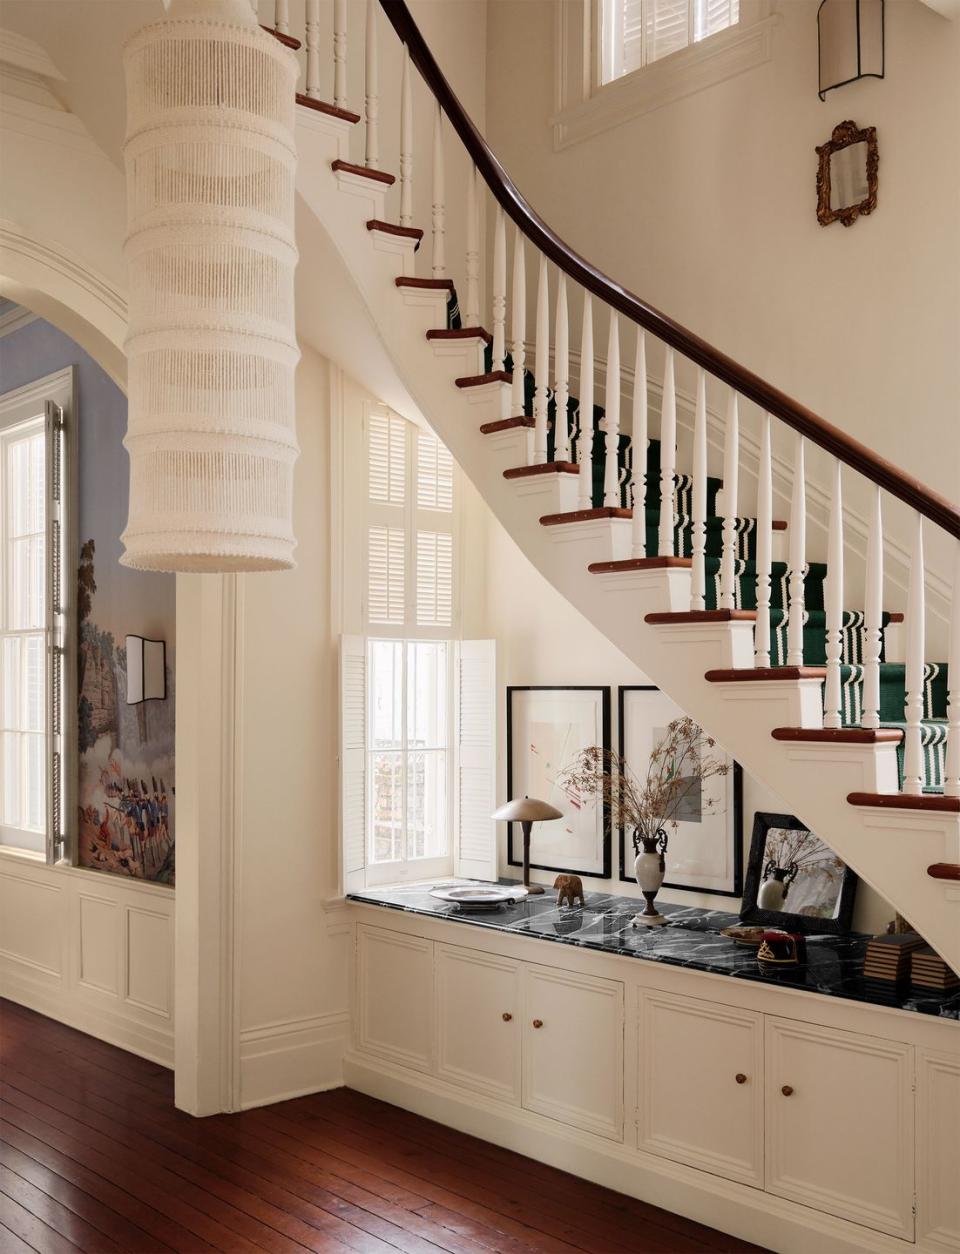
(273, 2, 959, 968)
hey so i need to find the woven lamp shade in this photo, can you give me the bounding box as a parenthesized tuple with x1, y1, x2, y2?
(122, 0, 300, 572)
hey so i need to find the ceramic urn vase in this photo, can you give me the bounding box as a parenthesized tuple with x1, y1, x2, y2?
(758, 862, 798, 911)
(633, 830, 668, 927)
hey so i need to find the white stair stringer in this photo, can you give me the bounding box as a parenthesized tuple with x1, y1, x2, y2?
(295, 113, 960, 971)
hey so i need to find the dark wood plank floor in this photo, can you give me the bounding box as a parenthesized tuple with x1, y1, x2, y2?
(0, 999, 768, 1254)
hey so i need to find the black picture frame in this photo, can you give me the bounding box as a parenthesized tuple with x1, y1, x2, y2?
(506, 685, 611, 879)
(741, 812, 858, 936)
(617, 686, 743, 896)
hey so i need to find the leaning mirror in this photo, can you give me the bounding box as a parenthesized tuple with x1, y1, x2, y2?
(816, 120, 878, 227)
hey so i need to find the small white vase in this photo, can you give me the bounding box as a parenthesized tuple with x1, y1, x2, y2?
(758, 874, 788, 910)
(632, 833, 667, 927)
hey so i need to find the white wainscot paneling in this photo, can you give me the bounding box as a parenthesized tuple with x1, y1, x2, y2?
(357, 924, 434, 1073)
(638, 989, 763, 1187)
(78, 893, 119, 995)
(765, 1017, 915, 1240)
(523, 963, 624, 1141)
(125, 906, 172, 1016)
(917, 1050, 960, 1252)
(436, 944, 521, 1104)
(0, 856, 175, 1065)
(0, 869, 63, 977)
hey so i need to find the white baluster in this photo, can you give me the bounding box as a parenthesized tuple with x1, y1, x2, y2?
(305, 0, 321, 99)
(945, 542, 960, 796)
(630, 330, 648, 559)
(786, 432, 806, 668)
(690, 368, 708, 610)
(903, 513, 926, 795)
(364, 0, 379, 170)
(492, 206, 507, 375)
(578, 293, 594, 510)
(554, 274, 570, 462)
(431, 103, 445, 279)
(754, 412, 773, 666)
(274, 0, 289, 34)
(533, 254, 549, 465)
(603, 313, 621, 507)
(333, 0, 347, 109)
(510, 228, 525, 419)
(823, 458, 844, 728)
(399, 46, 413, 227)
(657, 347, 677, 557)
(862, 486, 884, 730)
(719, 390, 739, 611)
(465, 165, 480, 329)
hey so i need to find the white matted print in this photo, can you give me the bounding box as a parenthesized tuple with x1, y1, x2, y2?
(619, 686, 742, 896)
(506, 687, 611, 878)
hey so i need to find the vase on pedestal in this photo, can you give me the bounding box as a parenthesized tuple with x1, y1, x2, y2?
(632, 829, 668, 927)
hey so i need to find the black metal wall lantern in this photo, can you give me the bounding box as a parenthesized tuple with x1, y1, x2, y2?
(818, 0, 885, 101)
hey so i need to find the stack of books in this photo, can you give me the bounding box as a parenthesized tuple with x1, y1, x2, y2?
(910, 946, 960, 995)
(862, 932, 925, 997)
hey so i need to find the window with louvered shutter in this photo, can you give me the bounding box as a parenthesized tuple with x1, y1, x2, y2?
(416, 531, 453, 629)
(366, 526, 405, 625)
(602, 0, 739, 81)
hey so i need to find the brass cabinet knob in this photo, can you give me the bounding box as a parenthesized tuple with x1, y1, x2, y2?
(502, 1012, 512, 1022)
(735, 1073, 748, 1085)
(781, 1084, 794, 1097)
(532, 1019, 543, 1029)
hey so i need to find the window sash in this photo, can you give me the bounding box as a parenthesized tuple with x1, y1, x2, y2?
(602, 0, 740, 82)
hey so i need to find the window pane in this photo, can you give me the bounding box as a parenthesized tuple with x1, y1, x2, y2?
(1, 636, 20, 728)
(645, 0, 689, 64)
(24, 733, 44, 831)
(370, 751, 403, 863)
(24, 634, 44, 732)
(8, 432, 44, 538)
(407, 641, 447, 749)
(369, 639, 402, 749)
(694, 0, 738, 40)
(0, 732, 20, 825)
(406, 749, 446, 861)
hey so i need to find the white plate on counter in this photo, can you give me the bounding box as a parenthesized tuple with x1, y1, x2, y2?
(429, 884, 529, 906)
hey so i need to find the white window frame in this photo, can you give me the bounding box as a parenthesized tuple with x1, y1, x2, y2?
(0, 367, 76, 865)
(552, 0, 777, 150)
(335, 384, 496, 893)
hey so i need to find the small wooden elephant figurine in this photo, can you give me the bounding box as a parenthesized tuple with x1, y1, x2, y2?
(554, 874, 584, 908)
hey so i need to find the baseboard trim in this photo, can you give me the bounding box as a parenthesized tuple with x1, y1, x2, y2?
(1, 963, 174, 1067)
(239, 1010, 350, 1109)
(343, 1052, 915, 1254)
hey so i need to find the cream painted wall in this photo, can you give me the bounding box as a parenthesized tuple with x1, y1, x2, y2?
(482, 0, 959, 603)
(462, 475, 895, 935)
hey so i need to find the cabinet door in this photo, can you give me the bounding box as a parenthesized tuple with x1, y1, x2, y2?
(436, 945, 521, 1104)
(523, 964, 623, 1140)
(765, 1017, 914, 1239)
(356, 925, 433, 1073)
(638, 990, 763, 1186)
(917, 1050, 960, 1252)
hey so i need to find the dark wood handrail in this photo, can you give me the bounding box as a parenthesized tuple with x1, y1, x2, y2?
(379, 0, 960, 541)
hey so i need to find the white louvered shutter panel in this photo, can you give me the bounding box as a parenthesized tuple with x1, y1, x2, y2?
(368, 411, 406, 504)
(416, 430, 454, 512)
(454, 640, 497, 881)
(416, 531, 453, 628)
(644, 0, 690, 63)
(367, 526, 405, 625)
(340, 635, 366, 892)
(618, 0, 646, 77)
(694, 0, 738, 39)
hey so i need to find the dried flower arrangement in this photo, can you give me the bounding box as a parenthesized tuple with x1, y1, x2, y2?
(558, 716, 730, 856)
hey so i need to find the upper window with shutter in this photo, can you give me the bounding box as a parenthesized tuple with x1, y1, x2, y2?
(364, 407, 457, 637)
(601, 0, 740, 82)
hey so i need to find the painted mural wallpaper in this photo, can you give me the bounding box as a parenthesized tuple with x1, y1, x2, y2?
(0, 316, 176, 881)
(77, 538, 176, 883)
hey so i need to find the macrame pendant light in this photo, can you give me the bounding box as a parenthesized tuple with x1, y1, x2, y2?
(122, 0, 300, 572)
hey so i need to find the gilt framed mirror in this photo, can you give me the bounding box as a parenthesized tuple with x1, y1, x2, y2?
(816, 120, 878, 227)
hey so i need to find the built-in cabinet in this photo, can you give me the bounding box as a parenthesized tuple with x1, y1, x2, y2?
(764, 1017, 915, 1239)
(352, 916, 959, 1253)
(638, 989, 764, 1187)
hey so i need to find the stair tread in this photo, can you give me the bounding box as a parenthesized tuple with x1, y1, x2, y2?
(331, 158, 396, 185)
(396, 276, 454, 290)
(367, 219, 423, 240)
(481, 417, 534, 434)
(455, 371, 512, 388)
(428, 327, 493, 344)
(848, 792, 960, 812)
(705, 667, 827, 682)
(928, 863, 960, 880)
(589, 557, 692, 572)
(541, 508, 632, 525)
(264, 25, 301, 49)
(505, 463, 578, 478)
(296, 94, 361, 124)
(773, 727, 905, 743)
(646, 610, 758, 624)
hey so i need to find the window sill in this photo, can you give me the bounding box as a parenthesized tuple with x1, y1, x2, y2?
(551, 12, 780, 150)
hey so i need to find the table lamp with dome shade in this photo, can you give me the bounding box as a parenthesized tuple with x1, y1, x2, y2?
(492, 797, 563, 894)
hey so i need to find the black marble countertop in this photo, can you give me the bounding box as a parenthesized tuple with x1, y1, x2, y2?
(347, 883, 960, 1022)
